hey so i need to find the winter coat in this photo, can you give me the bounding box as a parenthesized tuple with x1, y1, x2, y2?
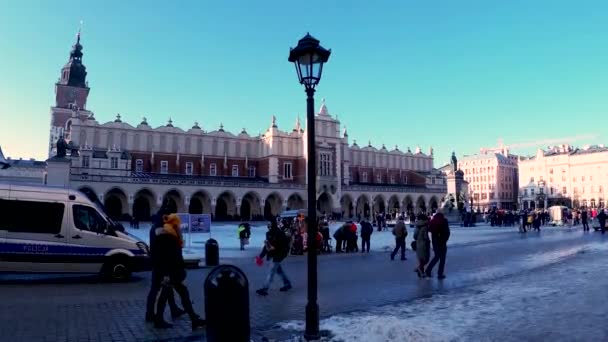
(153, 224, 187, 282)
(428, 213, 450, 247)
(392, 220, 408, 239)
(360, 221, 373, 239)
(581, 211, 588, 223)
(238, 223, 251, 239)
(598, 212, 607, 226)
(266, 227, 290, 262)
(414, 219, 430, 261)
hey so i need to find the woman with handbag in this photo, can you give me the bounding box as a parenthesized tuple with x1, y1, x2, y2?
(413, 213, 431, 278)
(153, 214, 206, 330)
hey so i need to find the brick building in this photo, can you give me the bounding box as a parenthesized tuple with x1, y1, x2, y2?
(48, 33, 447, 221)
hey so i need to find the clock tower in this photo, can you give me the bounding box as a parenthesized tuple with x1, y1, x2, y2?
(49, 30, 92, 157)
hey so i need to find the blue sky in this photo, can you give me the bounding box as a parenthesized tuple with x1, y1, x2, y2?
(0, 0, 606, 165)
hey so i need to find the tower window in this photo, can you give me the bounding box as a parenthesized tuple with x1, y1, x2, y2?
(110, 157, 119, 169)
(283, 162, 293, 179)
(248, 166, 256, 178)
(160, 161, 168, 174)
(232, 165, 239, 177)
(210, 163, 217, 176)
(185, 162, 193, 175)
(81, 156, 90, 168)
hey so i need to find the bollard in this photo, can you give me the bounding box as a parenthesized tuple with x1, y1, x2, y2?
(205, 238, 219, 267)
(204, 265, 250, 342)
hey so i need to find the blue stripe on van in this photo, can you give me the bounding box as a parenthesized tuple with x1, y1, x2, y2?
(0, 242, 144, 256)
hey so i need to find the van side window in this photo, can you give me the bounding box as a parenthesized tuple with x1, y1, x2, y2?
(0, 199, 64, 234)
(73, 205, 106, 232)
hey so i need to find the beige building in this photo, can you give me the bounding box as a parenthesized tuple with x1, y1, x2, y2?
(459, 149, 518, 211)
(518, 144, 608, 209)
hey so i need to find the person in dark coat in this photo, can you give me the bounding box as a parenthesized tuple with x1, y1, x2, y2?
(360, 219, 373, 253)
(256, 221, 292, 296)
(333, 223, 346, 253)
(426, 211, 450, 279)
(320, 221, 331, 253)
(145, 207, 184, 324)
(581, 209, 589, 232)
(598, 209, 607, 234)
(153, 214, 206, 330)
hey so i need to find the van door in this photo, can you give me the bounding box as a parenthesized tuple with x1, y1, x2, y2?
(0, 198, 70, 273)
(70, 204, 114, 273)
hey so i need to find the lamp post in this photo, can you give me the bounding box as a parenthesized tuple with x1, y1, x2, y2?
(288, 33, 331, 340)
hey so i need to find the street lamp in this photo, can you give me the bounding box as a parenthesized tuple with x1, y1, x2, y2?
(289, 33, 331, 340)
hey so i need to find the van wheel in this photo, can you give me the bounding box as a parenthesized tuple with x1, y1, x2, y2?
(102, 257, 132, 282)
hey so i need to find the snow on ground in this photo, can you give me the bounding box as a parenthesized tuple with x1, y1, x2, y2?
(126, 221, 573, 261)
(273, 241, 608, 342)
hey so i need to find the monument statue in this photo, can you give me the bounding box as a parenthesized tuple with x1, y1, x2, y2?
(56, 136, 69, 158)
(451, 151, 458, 172)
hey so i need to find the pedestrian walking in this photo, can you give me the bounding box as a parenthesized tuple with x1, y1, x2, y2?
(360, 219, 373, 253)
(237, 221, 251, 250)
(581, 209, 590, 232)
(153, 214, 206, 330)
(145, 206, 185, 325)
(413, 214, 430, 278)
(256, 220, 292, 296)
(597, 209, 607, 234)
(390, 217, 407, 261)
(426, 210, 450, 279)
(320, 220, 331, 253)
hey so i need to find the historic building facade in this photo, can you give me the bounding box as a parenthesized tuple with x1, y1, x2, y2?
(518, 144, 608, 209)
(48, 34, 447, 221)
(458, 148, 519, 211)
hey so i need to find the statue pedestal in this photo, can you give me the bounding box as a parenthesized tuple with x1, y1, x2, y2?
(444, 208, 462, 225)
(46, 156, 71, 187)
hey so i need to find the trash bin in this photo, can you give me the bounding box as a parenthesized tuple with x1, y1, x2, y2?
(204, 265, 250, 342)
(205, 238, 219, 267)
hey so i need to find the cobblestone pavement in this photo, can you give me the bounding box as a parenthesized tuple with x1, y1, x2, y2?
(0, 226, 605, 341)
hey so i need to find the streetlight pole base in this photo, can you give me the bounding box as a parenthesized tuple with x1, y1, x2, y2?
(304, 302, 320, 340)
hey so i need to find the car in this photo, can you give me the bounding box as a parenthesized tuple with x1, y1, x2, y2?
(0, 183, 150, 281)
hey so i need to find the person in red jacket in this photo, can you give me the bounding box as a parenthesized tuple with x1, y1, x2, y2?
(425, 210, 451, 279)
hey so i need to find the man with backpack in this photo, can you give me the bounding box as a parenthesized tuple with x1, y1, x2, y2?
(256, 221, 292, 296)
(237, 221, 251, 250)
(426, 210, 451, 279)
(390, 216, 408, 261)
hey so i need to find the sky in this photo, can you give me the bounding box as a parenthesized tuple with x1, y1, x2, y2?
(0, 0, 607, 165)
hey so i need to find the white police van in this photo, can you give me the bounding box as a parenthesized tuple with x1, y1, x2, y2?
(0, 183, 150, 281)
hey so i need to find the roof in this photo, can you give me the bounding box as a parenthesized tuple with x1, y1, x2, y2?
(570, 145, 608, 156)
(4, 159, 47, 168)
(461, 152, 514, 164)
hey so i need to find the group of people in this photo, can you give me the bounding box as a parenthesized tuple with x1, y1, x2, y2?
(333, 219, 374, 253)
(519, 210, 548, 232)
(145, 204, 206, 330)
(390, 211, 451, 279)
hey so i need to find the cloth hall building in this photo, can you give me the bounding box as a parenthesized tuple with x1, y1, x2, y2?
(47, 34, 447, 221)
